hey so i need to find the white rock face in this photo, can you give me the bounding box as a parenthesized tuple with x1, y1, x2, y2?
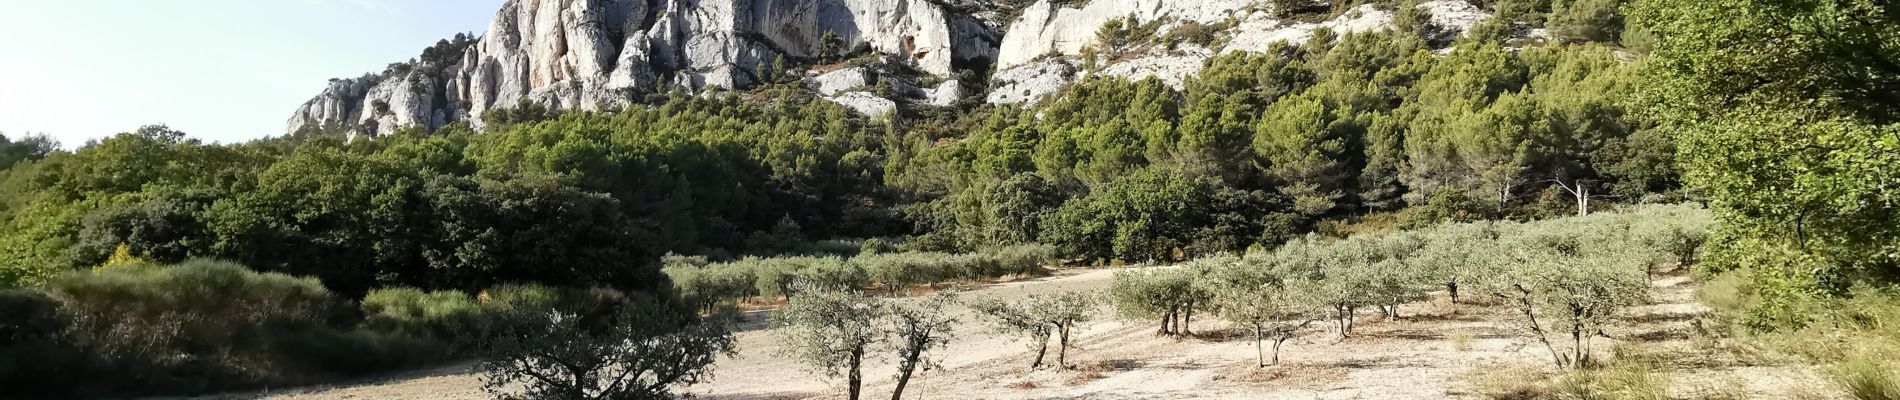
(987, 59, 1077, 105)
(355, 72, 440, 138)
(286, 77, 375, 134)
(1094, 47, 1213, 89)
(925, 79, 965, 107)
(995, 0, 1255, 71)
(289, 0, 999, 136)
(826, 91, 898, 117)
(1227, 5, 1393, 53)
(986, 0, 1493, 104)
(1420, 0, 1490, 37)
(806, 67, 872, 96)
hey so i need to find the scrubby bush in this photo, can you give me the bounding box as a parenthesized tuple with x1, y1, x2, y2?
(661, 247, 1054, 304)
(480, 294, 733, 400)
(1831, 355, 1900, 400)
(361, 287, 484, 346)
(0, 289, 87, 397)
(19, 260, 448, 395)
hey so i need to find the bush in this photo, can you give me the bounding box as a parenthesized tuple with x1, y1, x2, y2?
(481, 294, 733, 400)
(361, 287, 484, 346)
(0, 290, 88, 397)
(22, 259, 456, 395)
(984, 244, 1059, 277)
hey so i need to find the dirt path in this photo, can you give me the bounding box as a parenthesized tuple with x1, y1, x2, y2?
(200, 266, 1832, 400)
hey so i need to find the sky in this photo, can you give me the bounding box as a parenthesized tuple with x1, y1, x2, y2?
(0, 0, 503, 147)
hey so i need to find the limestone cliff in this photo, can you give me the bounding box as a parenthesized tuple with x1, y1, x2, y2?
(289, 0, 1001, 138)
(290, 0, 1499, 137)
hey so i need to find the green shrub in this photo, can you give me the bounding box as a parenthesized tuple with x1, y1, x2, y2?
(361, 287, 484, 346)
(985, 244, 1059, 277)
(25, 259, 452, 395)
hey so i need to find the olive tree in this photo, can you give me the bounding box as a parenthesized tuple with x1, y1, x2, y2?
(1480, 228, 1650, 369)
(777, 287, 885, 400)
(1203, 256, 1324, 367)
(1363, 232, 1434, 319)
(1041, 292, 1099, 369)
(973, 291, 1099, 369)
(1307, 238, 1381, 338)
(1412, 222, 1505, 306)
(886, 294, 957, 400)
(1108, 263, 1212, 337)
(971, 297, 1055, 368)
(478, 298, 735, 400)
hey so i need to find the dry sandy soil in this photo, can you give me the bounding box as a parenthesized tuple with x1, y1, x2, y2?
(194, 266, 1835, 400)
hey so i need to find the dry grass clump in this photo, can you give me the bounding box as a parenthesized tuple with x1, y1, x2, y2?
(1831, 355, 1900, 400)
(1064, 370, 1106, 385)
(1461, 361, 1670, 400)
(1553, 361, 1671, 400)
(1461, 365, 1554, 400)
(1450, 331, 1474, 351)
(1005, 379, 1040, 389)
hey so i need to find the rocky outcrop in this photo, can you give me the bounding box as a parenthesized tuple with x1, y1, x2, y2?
(286, 77, 376, 135)
(289, 0, 1001, 137)
(806, 67, 873, 96)
(925, 79, 965, 107)
(986, 0, 1493, 105)
(986, 59, 1076, 105)
(825, 91, 899, 117)
(995, 0, 1255, 71)
(356, 71, 445, 137)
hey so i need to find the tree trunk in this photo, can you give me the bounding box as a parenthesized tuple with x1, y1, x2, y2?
(1345, 306, 1356, 337)
(848, 347, 864, 400)
(1271, 337, 1287, 366)
(893, 347, 922, 400)
(1253, 325, 1266, 368)
(1572, 326, 1585, 369)
(1056, 324, 1072, 369)
(1510, 288, 1567, 369)
(1158, 309, 1174, 336)
(1031, 336, 1048, 369)
(1336, 305, 1350, 338)
(1182, 301, 1195, 336)
(1576, 185, 1589, 217)
(1448, 281, 1460, 305)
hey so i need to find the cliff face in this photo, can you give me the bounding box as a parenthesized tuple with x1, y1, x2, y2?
(289, 0, 1001, 138)
(290, 0, 1495, 138)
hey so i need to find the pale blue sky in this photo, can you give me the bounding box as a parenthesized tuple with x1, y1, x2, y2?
(0, 0, 503, 147)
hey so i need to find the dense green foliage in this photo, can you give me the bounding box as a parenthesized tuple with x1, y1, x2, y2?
(0, 92, 901, 293)
(894, 29, 1674, 263)
(1639, 0, 1900, 330)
